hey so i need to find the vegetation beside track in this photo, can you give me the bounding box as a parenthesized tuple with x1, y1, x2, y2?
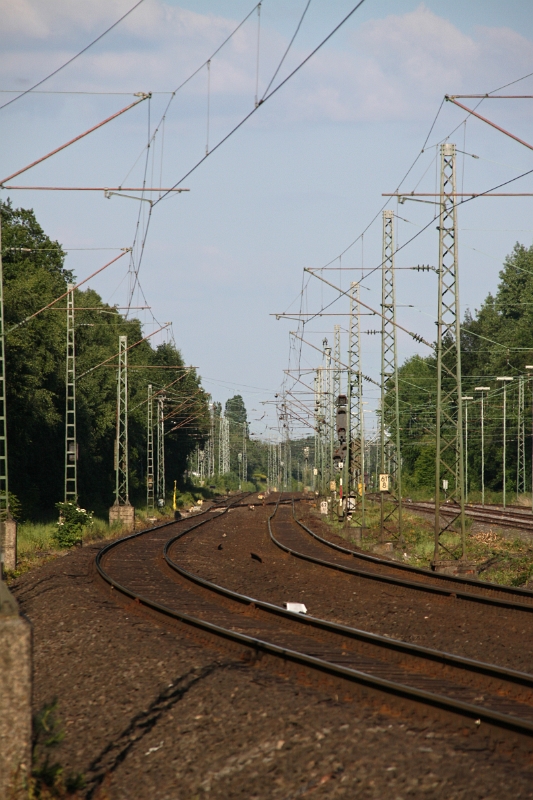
(322, 504, 533, 588)
(7, 485, 219, 579)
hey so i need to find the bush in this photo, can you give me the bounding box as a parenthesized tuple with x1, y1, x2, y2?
(53, 502, 93, 549)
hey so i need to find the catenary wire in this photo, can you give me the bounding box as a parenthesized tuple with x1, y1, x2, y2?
(0, 0, 147, 112)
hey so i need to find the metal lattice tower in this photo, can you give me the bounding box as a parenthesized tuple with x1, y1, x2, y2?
(208, 403, 216, 477)
(517, 376, 526, 497)
(380, 211, 403, 544)
(314, 367, 326, 494)
(115, 335, 129, 505)
(218, 413, 224, 475)
(146, 384, 154, 510)
(323, 340, 334, 483)
(345, 282, 365, 526)
(0, 216, 9, 546)
(242, 424, 247, 486)
(156, 395, 165, 505)
(433, 142, 466, 563)
(333, 324, 341, 407)
(64, 283, 77, 504)
(220, 415, 230, 474)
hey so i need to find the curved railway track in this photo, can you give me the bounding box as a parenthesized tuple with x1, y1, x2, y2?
(96, 493, 533, 743)
(270, 501, 533, 613)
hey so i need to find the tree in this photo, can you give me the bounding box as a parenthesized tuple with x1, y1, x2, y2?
(1, 200, 209, 517)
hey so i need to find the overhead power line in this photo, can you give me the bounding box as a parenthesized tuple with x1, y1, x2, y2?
(0, 0, 147, 112)
(153, 0, 369, 207)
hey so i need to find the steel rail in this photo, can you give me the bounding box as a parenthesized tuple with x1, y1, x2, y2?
(407, 500, 533, 532)
(285, 501, 533, 610)
(96, 495, 533, 738)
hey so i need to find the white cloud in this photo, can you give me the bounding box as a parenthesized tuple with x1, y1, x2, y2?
(291, 5, 533, 123)
(1, 1, 532, 125)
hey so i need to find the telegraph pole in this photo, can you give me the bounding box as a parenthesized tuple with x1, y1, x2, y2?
(64, 283, 77, 504)
(110, 335, 134, 526)
(380, 211, 403, 544)
(146, 384, 154, 510)
(433, 143, 466, 566)
(156, 395, 165, 506)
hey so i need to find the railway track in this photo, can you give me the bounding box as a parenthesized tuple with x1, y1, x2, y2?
(406, 499, 533, 533)
(96, 493, 533, 743)
(282, 501, 533, 613)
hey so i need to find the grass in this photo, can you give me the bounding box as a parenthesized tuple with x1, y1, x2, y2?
(323, 498, 533, 589)
(6, 484, 233, 580)
(8, 495, 208, 580)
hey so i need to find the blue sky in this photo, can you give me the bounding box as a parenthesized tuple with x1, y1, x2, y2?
(1, 0, 533, 440)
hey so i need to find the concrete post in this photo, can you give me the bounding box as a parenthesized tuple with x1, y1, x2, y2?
(109, 503, 135, 529)
(3, 518, 17, 572)
(0, 581, 32, 798)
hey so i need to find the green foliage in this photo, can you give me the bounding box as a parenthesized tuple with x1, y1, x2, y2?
(225, 394, 247, 425)
(53, 502, 93, 548)
(31, 701, 85, 798)
(388, 242, 533, 494)
(1, 200, 209, 519)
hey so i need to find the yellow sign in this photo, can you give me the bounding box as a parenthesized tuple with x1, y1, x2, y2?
(329, 480, 336, 492)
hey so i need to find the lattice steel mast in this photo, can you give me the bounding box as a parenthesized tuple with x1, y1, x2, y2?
(146, 384, 154, 510)
(114, 335, 129, 506)
(0, 215, 10, 567)
(156, 395, 165, 505)
(346, 282, 365, 526)
(64, 283, 77, 503)
(314, 367, 326, 494)
(380, 211, 403, 544)
(433, 142, 466, 564)
(220, 415, 230, 474)
(333, 324, 341, 404)
(242, 423, 247, 486)
(517, 375, 526, 498)
(320, 340, 333, 487)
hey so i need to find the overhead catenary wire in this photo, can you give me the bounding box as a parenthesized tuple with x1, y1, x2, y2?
(153, 0, 369, 207)
(254, 3, 262, 107)
(0, 0, 147, 113)
(7, 250, 130, 333)
(0, 95, 150, 186)
(77, 323, 171, 381)
(261, 0, 312, 100)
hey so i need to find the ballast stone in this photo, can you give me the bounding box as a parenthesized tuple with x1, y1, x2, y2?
(0, 581, 32, 799)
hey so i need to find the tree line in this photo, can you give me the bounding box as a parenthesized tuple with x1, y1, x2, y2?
(1, 200, 209, 519)
(389, 242, 533, 495)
